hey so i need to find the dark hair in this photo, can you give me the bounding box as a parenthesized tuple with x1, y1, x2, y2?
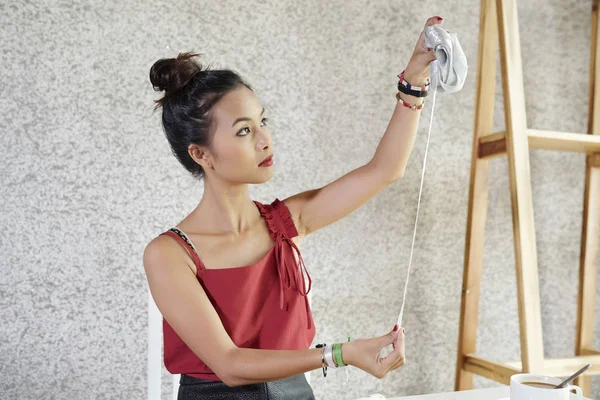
(149, 52, 252, 179)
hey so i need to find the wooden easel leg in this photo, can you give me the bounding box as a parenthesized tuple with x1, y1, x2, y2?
(575, 1, 600, 396)
(496, 0, 545, 373)
(455, 0, 498, 391)
(575, 164, 600, 398)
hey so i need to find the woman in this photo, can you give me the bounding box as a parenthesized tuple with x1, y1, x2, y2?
(144, 16, 443, 399)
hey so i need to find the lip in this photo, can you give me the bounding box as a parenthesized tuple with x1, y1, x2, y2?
(259, 154, 273, 167)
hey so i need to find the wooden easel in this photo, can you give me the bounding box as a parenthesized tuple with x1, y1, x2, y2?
(454, 0, 600, 397)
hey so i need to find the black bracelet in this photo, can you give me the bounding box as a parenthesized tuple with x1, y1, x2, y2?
(315, 343, 327, 377)
(397, 82, 429, 98)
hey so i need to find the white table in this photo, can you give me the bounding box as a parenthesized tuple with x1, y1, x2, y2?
(389, 387, 508, 399)
(388, 386, 591, 400)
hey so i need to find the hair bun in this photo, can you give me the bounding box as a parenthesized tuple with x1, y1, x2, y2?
(150, 52, 202, 95)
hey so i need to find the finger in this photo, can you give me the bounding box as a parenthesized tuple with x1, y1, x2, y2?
(379, 329, 398, 348)
(391, 356, 405, 371)
(390, 327, 405, 347)
(392, 331, 406, 357)
(379, 339, 403, 369)
(418, 48, 437, 64)
(381, 352, 404, 373)
(393, 328, 405, 344)
(392, 330, 405, 365)
(390, 347, 406, 370)
(424, 16, 444, 29)
(381, 329, 404, 362)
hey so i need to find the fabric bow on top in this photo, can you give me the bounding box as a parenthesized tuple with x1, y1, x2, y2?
(424, 26, 468, 93)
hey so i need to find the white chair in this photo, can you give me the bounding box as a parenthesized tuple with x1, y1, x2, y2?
(148, 289, 179, 400)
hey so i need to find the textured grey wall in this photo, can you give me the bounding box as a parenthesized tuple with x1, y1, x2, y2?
(1, 0, 599, 399)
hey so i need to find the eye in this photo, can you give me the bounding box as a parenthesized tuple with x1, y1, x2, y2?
(236, 118, 269, 137)
(237, 127, 251, 136)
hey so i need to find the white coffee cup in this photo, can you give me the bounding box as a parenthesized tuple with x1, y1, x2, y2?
(510, 374, 582, 400)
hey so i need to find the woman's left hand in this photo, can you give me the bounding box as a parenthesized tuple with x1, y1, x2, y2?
(403, 16, 445, 86)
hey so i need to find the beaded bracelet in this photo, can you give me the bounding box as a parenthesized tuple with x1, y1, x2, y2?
(396, 92, 425, 110)
(398, 69, 431, 92)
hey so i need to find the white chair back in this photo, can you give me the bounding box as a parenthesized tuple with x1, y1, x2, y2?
(148, 289, 179, 400)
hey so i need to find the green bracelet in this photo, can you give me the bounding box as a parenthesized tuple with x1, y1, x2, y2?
(332, 343, 347, 367)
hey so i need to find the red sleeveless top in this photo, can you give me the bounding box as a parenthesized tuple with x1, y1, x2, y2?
(159, 198, 316, 381)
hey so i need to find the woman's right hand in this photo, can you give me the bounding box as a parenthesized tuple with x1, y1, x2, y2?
(343, 326, 406, 379)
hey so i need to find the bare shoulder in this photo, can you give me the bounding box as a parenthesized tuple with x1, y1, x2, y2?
(143, 234, 194, 276)
(144, 235, 174, 266)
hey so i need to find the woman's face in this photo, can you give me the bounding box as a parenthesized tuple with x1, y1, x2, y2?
(204, 85, 274, 185)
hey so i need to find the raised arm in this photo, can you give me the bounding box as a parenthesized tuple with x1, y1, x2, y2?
(285, 16, 443, 237)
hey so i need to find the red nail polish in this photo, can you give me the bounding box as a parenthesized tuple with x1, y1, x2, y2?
(393, 324, 398, 332)
(437, 17, 443, 21)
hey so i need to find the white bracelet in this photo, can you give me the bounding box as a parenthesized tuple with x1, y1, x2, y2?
(323, 344, 337, 368)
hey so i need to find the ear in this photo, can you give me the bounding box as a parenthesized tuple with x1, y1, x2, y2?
(188, 144, 215, 171)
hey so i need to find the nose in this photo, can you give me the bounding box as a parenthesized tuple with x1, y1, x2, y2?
(255, 129, 271, 151)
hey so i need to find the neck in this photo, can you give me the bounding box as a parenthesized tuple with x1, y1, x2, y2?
(193, 177, 257, 235)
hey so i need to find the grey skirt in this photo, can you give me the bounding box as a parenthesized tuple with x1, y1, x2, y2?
(177, 373, 316, 400)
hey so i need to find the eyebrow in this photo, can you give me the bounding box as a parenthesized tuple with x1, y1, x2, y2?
(231, 108, 265, 127)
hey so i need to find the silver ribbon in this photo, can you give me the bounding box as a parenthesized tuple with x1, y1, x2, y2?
(424, 26, 468, 93)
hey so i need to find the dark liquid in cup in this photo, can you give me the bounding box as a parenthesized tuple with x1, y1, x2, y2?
(522, 382, 556, 389)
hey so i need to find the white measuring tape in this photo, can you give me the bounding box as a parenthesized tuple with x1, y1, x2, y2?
(396, 26, 468, 328)
(341, 27, 468, 400)
(351, 26, 469, 400)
